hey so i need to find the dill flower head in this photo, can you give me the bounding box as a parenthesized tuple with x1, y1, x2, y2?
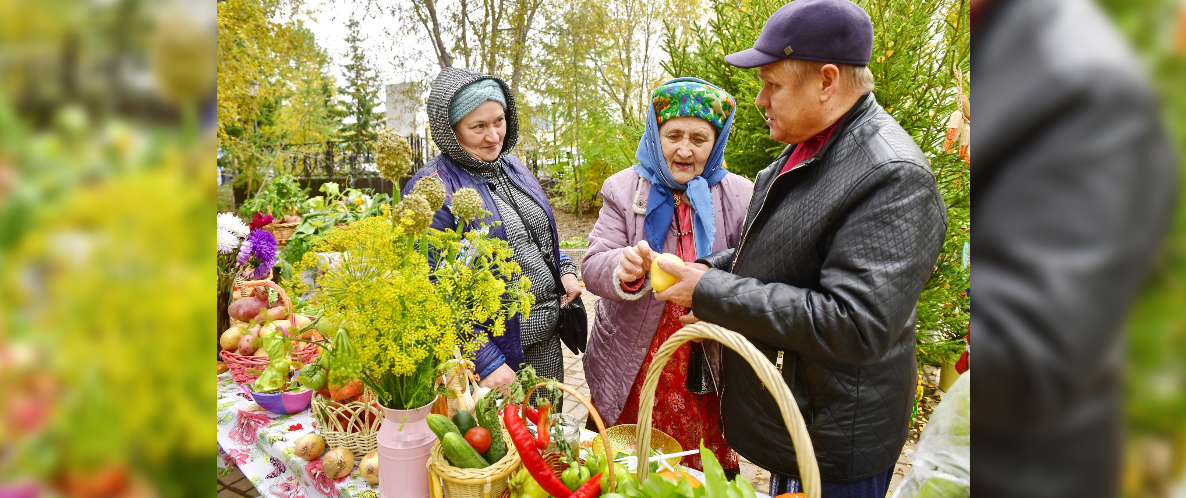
(411, 176, 447, 212)
(451, 188, 484, 222)
(217, 212, 249, 238)
(216, 228, 240, 254)
(400, 194, 434, 234)
(375, 128, 414, 181)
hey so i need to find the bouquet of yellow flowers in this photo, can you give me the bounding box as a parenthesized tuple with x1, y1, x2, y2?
(289, 177, 534, 409)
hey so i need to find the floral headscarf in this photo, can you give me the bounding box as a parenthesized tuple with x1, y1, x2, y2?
(652, 80, 736, 130)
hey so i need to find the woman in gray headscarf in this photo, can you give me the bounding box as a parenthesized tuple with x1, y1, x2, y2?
(403, 68, 581, 389)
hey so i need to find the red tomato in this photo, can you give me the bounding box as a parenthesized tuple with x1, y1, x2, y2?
(465, 427, 492, 453)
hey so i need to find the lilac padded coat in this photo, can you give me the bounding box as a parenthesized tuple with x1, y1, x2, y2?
(581, 168, 753, 425)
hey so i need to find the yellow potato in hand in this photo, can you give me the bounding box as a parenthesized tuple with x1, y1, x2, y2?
(650, 253, 685, 292)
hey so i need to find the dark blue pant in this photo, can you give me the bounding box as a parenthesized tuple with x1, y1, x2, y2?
(768, 468, 894, 498)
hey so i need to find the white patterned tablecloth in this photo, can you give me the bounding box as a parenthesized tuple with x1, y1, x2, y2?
(216, 373, 378, 498)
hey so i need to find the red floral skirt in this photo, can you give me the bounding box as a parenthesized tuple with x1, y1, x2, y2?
(615, 301, 738, 470)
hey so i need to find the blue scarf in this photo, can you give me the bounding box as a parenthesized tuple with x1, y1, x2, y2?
(633, 77, 736, 258)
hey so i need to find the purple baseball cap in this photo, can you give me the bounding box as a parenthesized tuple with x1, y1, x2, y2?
(725, 0, 874, 68)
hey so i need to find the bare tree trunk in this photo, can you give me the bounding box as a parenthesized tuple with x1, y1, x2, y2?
(412, 0, 454, 68)
(459, 0, 471, 68)
(509, 0, 542, 97)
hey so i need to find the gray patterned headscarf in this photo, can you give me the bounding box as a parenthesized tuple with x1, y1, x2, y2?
(427, 67, 520, 172)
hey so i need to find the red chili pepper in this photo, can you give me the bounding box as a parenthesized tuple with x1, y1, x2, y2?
(534, 403, 551, 451)
(503, 404, 572, 498)
(570, 473, 602, 498)
(525, 406, 539, 425)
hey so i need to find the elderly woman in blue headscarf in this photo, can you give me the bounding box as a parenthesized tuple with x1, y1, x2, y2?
(581, 78, 754, 472)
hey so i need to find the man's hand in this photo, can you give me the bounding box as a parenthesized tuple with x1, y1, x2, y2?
(559, 273, 582, 306)
(653, 260, 708, 307)
(478, 363, 515, 389)
(615, 240, 655, 284)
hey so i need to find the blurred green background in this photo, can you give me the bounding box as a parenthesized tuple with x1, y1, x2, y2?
(1097, 0, 1186, 494)
(0, 0, 215, 496)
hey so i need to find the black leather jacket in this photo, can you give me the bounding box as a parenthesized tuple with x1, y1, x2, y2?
(693, 92, 947, 481)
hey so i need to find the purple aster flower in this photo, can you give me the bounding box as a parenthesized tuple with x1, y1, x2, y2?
(247, 229, 277, 279)
(236, 239, 253, 265)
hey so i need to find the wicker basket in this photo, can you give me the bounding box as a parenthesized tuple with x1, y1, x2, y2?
(269, 222, 299, 244)
(221, 280, 320, 384)
(633, 322, 822, 498)
(311, 394, 383, 455)
(493, 383, 620, 498)
(427, 424, 521, 498)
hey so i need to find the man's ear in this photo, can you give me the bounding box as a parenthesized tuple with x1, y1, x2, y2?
(819, 63, 842, 102)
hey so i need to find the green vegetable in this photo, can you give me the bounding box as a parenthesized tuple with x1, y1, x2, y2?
(326, 328, 362, 388)
(561, 459, 591, 491)
(584, 453, 606, 476)
(474, 394, 508, 463)
(601, 462, 632, 493)
(452, 409, 478, 434)
(427, 414, 462, 441)
(441, 431, 490, 469)
(296, 363, 327, 391)
(509, 469, 550, 498)
(253, 323, 296, 393)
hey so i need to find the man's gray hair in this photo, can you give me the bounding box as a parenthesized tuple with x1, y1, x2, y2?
(782, 59, 875, 94)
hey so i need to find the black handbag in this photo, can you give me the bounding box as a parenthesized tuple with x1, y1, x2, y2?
(492, 187, 589, 354)
(686, 341, 717, 394)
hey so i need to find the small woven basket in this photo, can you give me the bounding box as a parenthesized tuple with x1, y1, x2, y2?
(311, 394, 383, 455)
(427, 424, 521, 498)
(493, 383, 618, 498)
(220, 280, 320, 384)
(269, 222, 299, 249)
(633, 322, 822, 498)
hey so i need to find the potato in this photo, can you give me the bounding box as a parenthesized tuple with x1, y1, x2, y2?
(236, 335, 256, 356)
(220, 325, 246, 351)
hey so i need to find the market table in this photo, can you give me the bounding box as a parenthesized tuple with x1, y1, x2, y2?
(217, 372, 748, 498)
(217, 373, 377, 498)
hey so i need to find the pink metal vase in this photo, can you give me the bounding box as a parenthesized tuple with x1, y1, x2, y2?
(377, 396, 437, 498)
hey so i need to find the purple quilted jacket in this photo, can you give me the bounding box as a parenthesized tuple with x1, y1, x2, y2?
(581, 168, 753, 424)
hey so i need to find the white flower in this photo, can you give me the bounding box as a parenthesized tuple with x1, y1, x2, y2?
(217, 212, 249, 238)
(216, 228, 240, 254)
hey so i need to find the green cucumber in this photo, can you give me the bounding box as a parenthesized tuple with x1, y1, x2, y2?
(474, 395, 507, 463)
(441, 432, 490, 468)
(452, 409, 478, 434)
(427, 414, 461, 441)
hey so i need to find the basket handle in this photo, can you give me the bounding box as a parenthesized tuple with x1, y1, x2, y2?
(240, 280, 295, 326)
(522, 382, 616, 493)
(633, 322, 821, 498)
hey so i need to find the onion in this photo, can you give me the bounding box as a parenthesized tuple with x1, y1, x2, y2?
(293, 433, 327, 461)
(220, 325, 245, 351)
(322, 447, 354, 480)
(360, 451, 379, 484)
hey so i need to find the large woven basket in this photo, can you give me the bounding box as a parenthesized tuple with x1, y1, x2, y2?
(634, 322, 822, 498)
(220, 280, 320, 384)
(493, 383, 620, 498)
(311, 394, 382, 455)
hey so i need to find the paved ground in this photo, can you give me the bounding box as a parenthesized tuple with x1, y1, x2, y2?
(216, 285, 917, 497)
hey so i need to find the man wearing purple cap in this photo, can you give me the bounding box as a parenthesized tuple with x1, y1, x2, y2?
(653, 0, 947, 496)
